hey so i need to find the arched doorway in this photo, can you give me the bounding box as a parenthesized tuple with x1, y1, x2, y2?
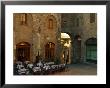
(86, 38, 97, 63)
(61, 33, 72, 64)
(16, 42, 30, 62)
(45, 42, 55, 61)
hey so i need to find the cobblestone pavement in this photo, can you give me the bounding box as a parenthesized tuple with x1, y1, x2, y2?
(54, 63, 97, 75)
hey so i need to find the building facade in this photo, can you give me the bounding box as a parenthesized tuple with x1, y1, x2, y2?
(61, 13, 97, 63)
(13, 13, 97, 64)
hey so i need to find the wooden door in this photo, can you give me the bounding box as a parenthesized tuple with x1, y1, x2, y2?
(16, 42, 30, 62)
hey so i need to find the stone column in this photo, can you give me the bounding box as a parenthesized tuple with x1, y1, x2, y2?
(36, 33, 41, 56)
(81, 39, 86, 63)
(13, 31, 16, 63)
(73, 39, 77, 63)
(32, 34, 37, 62)
(56, 28, 61, 63)
(70, 38, 74, 64)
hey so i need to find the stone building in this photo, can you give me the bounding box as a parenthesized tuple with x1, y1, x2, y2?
(13, 13, 97, 64)
(61, 13, 97, 63)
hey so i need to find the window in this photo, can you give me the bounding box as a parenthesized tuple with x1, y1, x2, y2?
(48, 19, 53, 29)
(45, 42, 55, 61)
(20, 13, 27, 25)
(47, 15, 56, 30)
(90, 13, 95, 23)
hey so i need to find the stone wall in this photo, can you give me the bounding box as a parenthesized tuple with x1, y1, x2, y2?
(13, 13, 33, 62)
(13, 13, 61, 62)
(61, 13, 97, 63)
(31, 13, 61, 62)
(81, 13, 97, 62)
(13, 13, 97, 63)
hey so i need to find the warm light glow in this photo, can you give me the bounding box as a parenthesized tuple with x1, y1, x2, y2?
(64, 42, 70, 47)
(61, 33, 70, 38)
(20, 43, 25, 45)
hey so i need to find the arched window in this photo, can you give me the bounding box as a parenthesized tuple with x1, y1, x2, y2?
(86, 38, 97, 63)
(16, 42, 30, 62)
(48, 19, 53, 29)
(45, 42, 55, 61)
(47, 15, 57, 30)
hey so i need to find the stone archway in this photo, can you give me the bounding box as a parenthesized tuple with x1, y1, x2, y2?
(85, 38, 97, 63)
(16, 42, 30, 62)
(61, 33, 72, 64)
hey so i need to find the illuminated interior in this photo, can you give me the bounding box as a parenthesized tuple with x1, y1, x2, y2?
(61, 33, 71, 64)
(61, 33, 70, 38)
